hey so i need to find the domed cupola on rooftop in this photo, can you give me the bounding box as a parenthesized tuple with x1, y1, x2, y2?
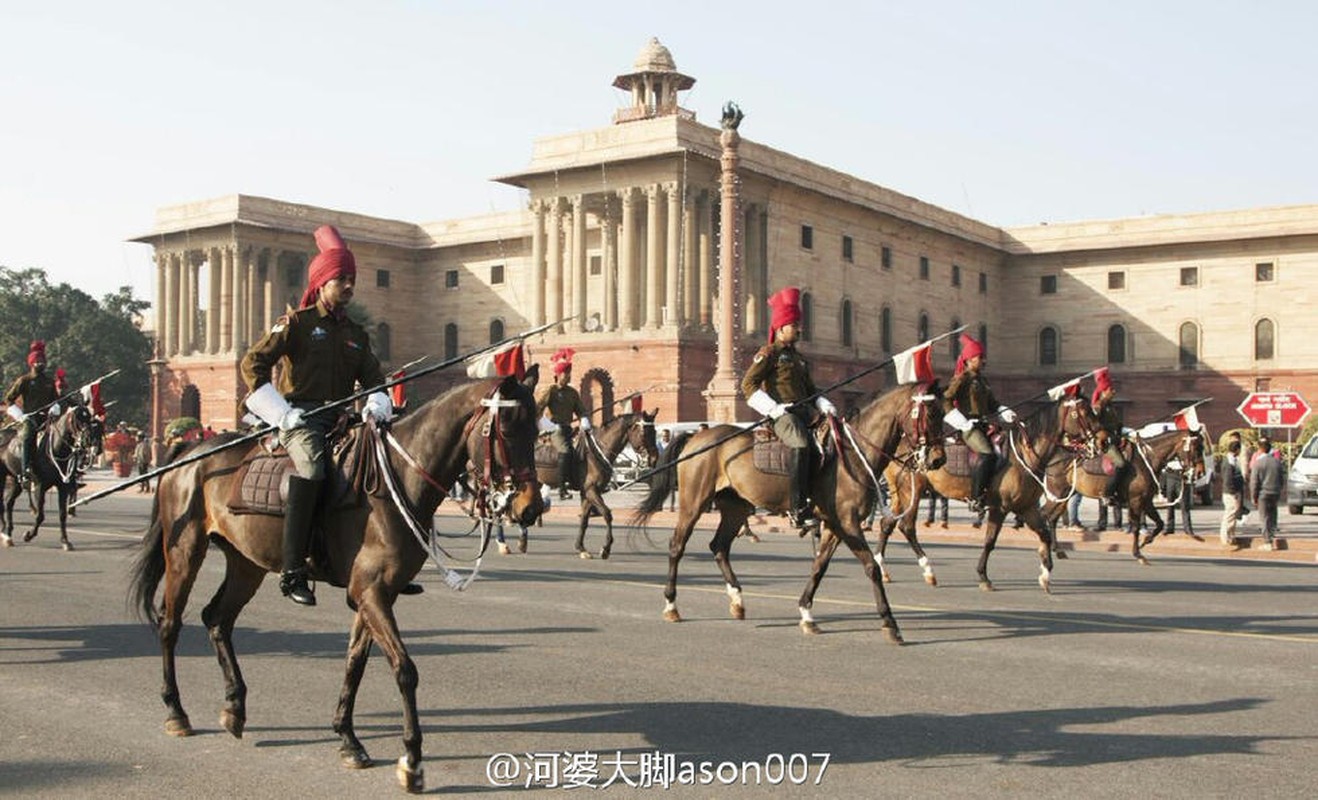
(612, 37, 696, 124)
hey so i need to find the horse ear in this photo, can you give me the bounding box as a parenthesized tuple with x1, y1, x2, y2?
(522, 363, 540, 391)
(649, 407, 659, 420)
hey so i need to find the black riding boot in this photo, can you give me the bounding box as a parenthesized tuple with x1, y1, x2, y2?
(787, 446, 815, 529)
(279, 476, 321, 606)
(1103, 464, 1127, 507)
(557, 452, 573, 499)
(970, 453, 996, 513)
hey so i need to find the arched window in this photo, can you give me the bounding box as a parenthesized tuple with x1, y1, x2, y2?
(840, 299, 853, 347)
(444, 323, 458, 360)
(489, 318, 504, 344)
(800, 292, 814, 342)
(917, 312, 930, 343)
(375, 322, 391, 362)
(1254, 318, 1275, 360)
(1178, 321, 1199, 369)
(1039, 326, 1058, 366)
(950, 318, 962, 359)
(1107, 324, 1126, 364)
(880, 307, 892, 353)
(978, 323, 988, 356)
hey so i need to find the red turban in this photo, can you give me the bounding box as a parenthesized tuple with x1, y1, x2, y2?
(299, 225, 357, 309)
(767, 287, 802, 343)
(54, 368, 67, 394)
(954, 334, 984, 375)
(27, 340, 46, 368)
(1092, 366, 1112, 406)
(551, 347, 575, 376)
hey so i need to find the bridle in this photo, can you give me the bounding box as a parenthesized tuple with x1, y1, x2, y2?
(836, 384, 945, 519)
(464, 385, 538, 519)
(43, 406, 94, 486)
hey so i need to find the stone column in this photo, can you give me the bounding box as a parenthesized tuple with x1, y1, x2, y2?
(704, 104, 745, 423)
(699, 190, 714, 329)
(529, 200, 546, 326)
(602, 195, 618, 331)
(645, 183, 662, 330)
(177, 253, 191, 355)
(175, 253, 189, 357)
(162, 252, 177, 357)
(264, 249, 278, 333)
(207, 250, 221, 354)
(682, 189, 698, 328)
(665, 181, 681, 328)
(744, 203, 761, 336)
(154, 252, 167, 357)
(618, 188, 637, 331)
(571, 195, 587, 333)
(233, 246, 247, 352)
(243, 248, 257, 349)
(546, 198, 563, 332)
(220, 246, 234, 352)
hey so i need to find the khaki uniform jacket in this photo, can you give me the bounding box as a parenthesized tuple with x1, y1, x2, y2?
(5, 371, 58, 412)
(536, 383, 588, 425)
(741, 342, 818, 404)
(240, 301, 384, 402)
(942, 370, 999, 419)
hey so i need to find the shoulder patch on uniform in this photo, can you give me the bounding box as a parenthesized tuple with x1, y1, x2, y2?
(270, 315, 290, 333)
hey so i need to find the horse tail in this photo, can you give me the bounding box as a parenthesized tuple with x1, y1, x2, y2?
(128, 491, 166, 626)
(631, 432, 692, 526)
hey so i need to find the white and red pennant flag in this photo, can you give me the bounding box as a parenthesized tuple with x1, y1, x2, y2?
(465, 341, 526, 380)
(82, 381, 106, 419)
(1046, 375, 1085, 401)
(892, 341, 935, 385)
(1173, 404, 1202, 431)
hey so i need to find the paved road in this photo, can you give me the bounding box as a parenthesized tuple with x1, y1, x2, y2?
(1, 484, 1315, 798)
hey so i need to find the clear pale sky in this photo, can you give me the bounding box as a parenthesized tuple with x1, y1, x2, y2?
(2, 0, 1313, 307)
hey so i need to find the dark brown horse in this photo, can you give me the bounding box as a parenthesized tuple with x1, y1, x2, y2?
(879, 395, 1099, 592)
(0, 404, 99, 551)
(531, 408, 659, 559)
(632, 382, 945, 642)
(128, 372, 543, 792)
(1040, 427, 1208, 565)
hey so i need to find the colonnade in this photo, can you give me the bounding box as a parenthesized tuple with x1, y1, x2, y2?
(154, 245, 288, 358)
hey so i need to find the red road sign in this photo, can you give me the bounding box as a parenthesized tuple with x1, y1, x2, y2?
(1236, 391, 1311, 429)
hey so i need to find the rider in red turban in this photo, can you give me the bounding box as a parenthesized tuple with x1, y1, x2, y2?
(27, 340, 46, 368)
(299, 225, 357, 310)
(767, 287, 802, 344)
(538, 348, 589, 500)
(1089, 366, 1128, 505)
(954, 333, 984, 375)
(943, 333, 1014, 513)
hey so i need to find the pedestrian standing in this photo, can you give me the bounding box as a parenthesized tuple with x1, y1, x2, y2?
(923, 487, 948, 528)
(1249, 436, 1285, 550)
(1219, 439, 1245, 550)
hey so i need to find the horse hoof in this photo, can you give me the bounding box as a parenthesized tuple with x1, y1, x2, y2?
(220, 709, 245, 739)
(22, 530, 37, 543)
(882, 627, 905, 645)
(1039, 577, 1052, 594)
(599, 549, 610, 560)
(979, 580, 994, 592)
(1137, 556, 1150, 567)
(517, 537, 528, 554)
(1, 534, 11, 547)
(578, 550, 593, 560)
(1054, 549, 1069, 560)
(61, 542, 74, 552)
(396, 756, 424, 793)
(730, 603, 745, 621)
(799, 620, 821, 635)
(497, 542, 511, 555)
(340, 746, 372, 770)
(881, 571, 893, 584)
(662, 609, 681, 623)
(164, 716, 193, 737)
(924, 574, 937, 587)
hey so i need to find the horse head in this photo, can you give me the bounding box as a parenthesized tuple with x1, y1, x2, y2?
(625, 408, 660, 468)
(468, 367, 544, 527)
(1057, 393, 1102, 457)
(906, 382, 946, 471)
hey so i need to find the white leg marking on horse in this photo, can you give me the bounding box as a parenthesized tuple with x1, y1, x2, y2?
(874, 551, 885, 569)
(725, 584, 742, 603)
(799, 607, 815, 623)
(663, 600, 677, 614)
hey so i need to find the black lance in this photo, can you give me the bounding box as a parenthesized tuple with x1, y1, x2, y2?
(71, 317, 574, 508)
(3, 368, 122, 428)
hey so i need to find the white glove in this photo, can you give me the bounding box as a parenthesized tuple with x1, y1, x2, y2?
(769, 403, 790, 420)
(362, 391, 393, 424)
(997, 405, 1017, 424)
(5, 404, 23, 423)
(579, 417, 592, 432)
(747, 389, 779, 418)
(49, 402, 61, 417)
(537, 416, 558, 435)
(278, 408, 305, 431)
(245, 382, 295, 429)
(815, 396, 837, 416)
(944, 407, 973, 433)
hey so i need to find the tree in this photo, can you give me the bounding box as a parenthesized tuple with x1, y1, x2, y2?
(0, 267, 153, 427)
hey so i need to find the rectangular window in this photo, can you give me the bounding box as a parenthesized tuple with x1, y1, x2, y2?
(841, 235, 853, 262)
(1108, 271, 1125, 290)
(490, 264, 505, 285)
(589, 255, 602, 276)
(376, 269, 390, 289)
(800, 225, 813, 250)
(951, 264, 961, 287)
(1041, 275, 1057, 294)
(445, 270, 459, 289)
(919, 256, 929, 280)
(1180, 266, 1199, 286)
(1256, 262, 1274, 282)
(978, 271, 987, 294)
(881, 245, 892, 270)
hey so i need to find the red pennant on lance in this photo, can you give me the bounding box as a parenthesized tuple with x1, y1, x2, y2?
(389, 370, 407, 409)
(83, 382, 106, 418)
(466, 342, 526, 380)
(1091, 366, 1112, 406)
(1173, 405, 1201, 431)
(630, 394, 643, 415)
(893, 342, 935, 385)
(1046, 376, 1084, 401)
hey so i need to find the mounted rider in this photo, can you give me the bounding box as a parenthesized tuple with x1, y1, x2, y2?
(536, 348, 590, 500)
(741, 286, 837, 530)
(942, 334, 1016, 514)
(1090, 367, 1130, 506)
(5, 340, 60, 484)
(240, 225, 391, 607)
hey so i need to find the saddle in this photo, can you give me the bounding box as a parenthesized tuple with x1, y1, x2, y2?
(939, 433, 1004, 479)
(226, 420, 381, 516)
(1080, 440, 1130, 477)
(751, 423, 833, 476)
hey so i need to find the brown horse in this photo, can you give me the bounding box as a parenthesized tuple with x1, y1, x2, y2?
(632, 382, 945, 642)
(879, 395, 1099, 592)
(1040, 426, 1208, 565)
(531, 408, 660, 559)
(128, 372, 543, 792)
(0, 404, 99, 551)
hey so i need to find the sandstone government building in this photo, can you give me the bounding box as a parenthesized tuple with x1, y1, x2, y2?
(133, 39, 1316, 441)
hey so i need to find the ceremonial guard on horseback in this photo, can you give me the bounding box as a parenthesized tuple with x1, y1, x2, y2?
(941, 334, 1016, 514)
(5, 340, 60, 489)
(741, 287, 837, 529)
(535, 348, 590, 500)
(1091, 367, 1130, 507)
(240, 225, 392, 606)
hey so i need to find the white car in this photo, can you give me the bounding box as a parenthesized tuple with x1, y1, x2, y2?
(1286, 433, 1318, 514)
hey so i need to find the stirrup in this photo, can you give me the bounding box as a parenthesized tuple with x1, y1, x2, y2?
(788, 507, 818, 531)
(279, 570, 317, 606)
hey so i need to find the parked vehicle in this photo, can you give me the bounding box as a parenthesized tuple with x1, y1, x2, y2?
(1286, 432, 1318, 514)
